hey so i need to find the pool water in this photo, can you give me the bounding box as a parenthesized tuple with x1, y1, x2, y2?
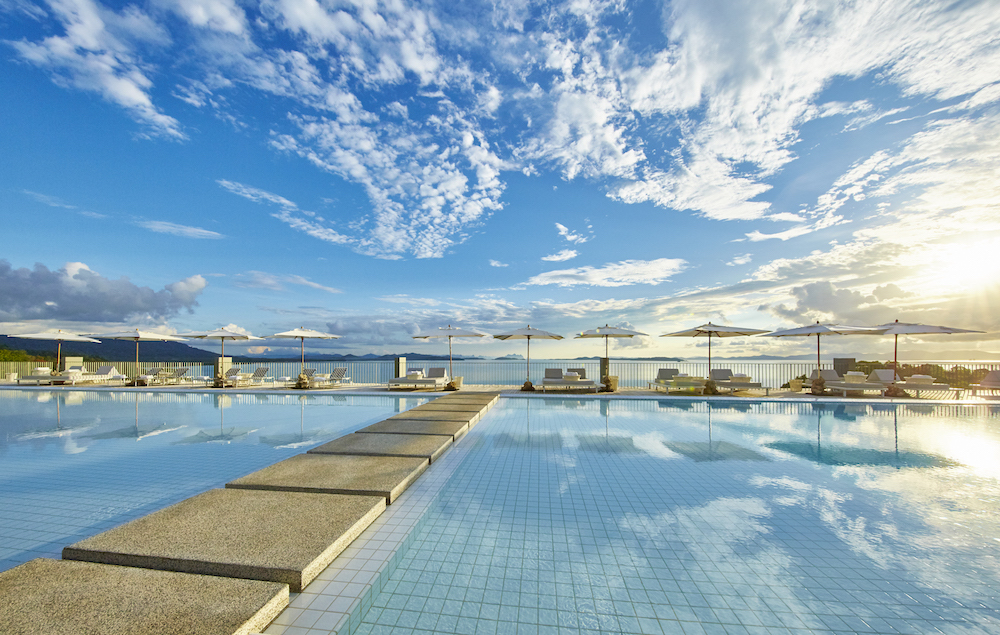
(349, 398, 1000, 635)
(0, 390, 429, 572)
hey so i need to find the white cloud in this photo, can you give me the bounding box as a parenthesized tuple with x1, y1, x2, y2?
(8, 0, 183, 139)
(23, 190, 76, 209)
(555, 222, 590, 244)
(726, 254, 752, 266)
(489, 259, 509, 267)
(745, 226, 815, 242)
(541, 249, 578, 262)
(137, 220, 223, 239)
(377, 295, 441, 306)
(233, 271, 341, 294)
(0, 259, 205, 321)
(524, 258, 687, 287)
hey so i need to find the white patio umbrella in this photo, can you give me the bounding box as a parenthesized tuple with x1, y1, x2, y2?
(12, 330, 100, 371)
(493, 325, 563, 384)
(575, 324, 648, 359)
(269, 327, 342, 373)
(86, 329, 188, 378)
(660, 322, 769, 372)
(875, 320, 984, 373)
(412, 325, 485, 379)
(763, 321, 885, 371)
(177, 328, 264, 359)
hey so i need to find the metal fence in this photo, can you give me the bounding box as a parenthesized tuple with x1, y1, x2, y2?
(2, 359, 998, 389)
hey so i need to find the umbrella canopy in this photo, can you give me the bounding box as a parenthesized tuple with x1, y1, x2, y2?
(269, 327, 343, 372)
(412, 325, 485, 378)
(763, 321, 885, 371)
(874, 320, 984, 372)
(660, 322, 769, 371)
(493, 325, 563, 384)
(178, 328, 264, 359)
(575, 324, 647, 359)
(12, 330, 100, 370)
(86, 329, 188, 375)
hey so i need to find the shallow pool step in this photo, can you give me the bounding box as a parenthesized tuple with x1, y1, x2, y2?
(356, 417, 471, 441)
(407, 400, 493, 412)
(387, 408, 484, 424)
(226, 454, 429, 504)
(63, 488, 385, 592)
(308, 432, 453, 463)
(0, 558, 288, 635)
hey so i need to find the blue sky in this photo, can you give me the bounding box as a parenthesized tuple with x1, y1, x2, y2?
(2, 0, 999, 360)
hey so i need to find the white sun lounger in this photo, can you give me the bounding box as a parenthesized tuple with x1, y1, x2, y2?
(388, 367, 449, 390)
(541, 368, 601, 392)
(710, 369, 769, 395)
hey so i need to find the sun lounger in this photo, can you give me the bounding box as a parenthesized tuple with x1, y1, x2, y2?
(220, 367, 242, 387)
(328, 367, 351, 386)
(893, 374, 962, 398)
(648, 368, 679, 391)
(667, 375, 708, 395)
(79, 365, 128, 385)
(239, 367, 270, 387)
(804, 369, 842, 389)
(388, 367, 449, 390)
(138, 367, 163, 386)
(17, 367, 57, 385)
(710, 369, 769, 395)
(970, 370, 1000, 396)
(541, 368, 601, 393)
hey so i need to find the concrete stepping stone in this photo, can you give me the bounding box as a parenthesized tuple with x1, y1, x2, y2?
(387, 409, 480, 423)
(63, 488, 385, 592)
(309, 432, 452, 463)
(0, 558, 287, 635)
(226, 454, 428, 504)
(357, 418, 469, 441)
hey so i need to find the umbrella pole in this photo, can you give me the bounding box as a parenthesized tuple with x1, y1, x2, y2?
(893, 334, 898, 377)
(526, 337, 531, 383)
(816, 334, 821, 371)
(301, 338, 305, 374)
(135, 339, 140, 381)
(708, 334, 712, 375)
(449, 336, 454, 379)
(57, 341, 62, 372)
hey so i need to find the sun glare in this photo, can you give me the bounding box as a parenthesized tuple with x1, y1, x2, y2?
(921, 238, 1000, 293)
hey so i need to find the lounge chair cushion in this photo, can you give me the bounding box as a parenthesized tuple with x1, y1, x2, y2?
(906, 375, 934, 384)
(544, 368, 563, 380)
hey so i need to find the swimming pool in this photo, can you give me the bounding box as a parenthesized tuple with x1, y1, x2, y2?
(278, 398, 1000, 635)
(0, 390, 430, 572)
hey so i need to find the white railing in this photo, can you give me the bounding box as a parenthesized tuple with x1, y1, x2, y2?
(2, 359, 998, 389)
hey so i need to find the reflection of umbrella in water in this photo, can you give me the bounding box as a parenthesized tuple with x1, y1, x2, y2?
(11, 330, 100, 371)
(765, 406, 957, 468)
(175, 394, 257, 443)
(85, 392, 185, 441)
(664, 406, 768, 462)
(15, 394, 96, 441)
(494, 399, 561, 449)
(258, 395, 328, 449)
